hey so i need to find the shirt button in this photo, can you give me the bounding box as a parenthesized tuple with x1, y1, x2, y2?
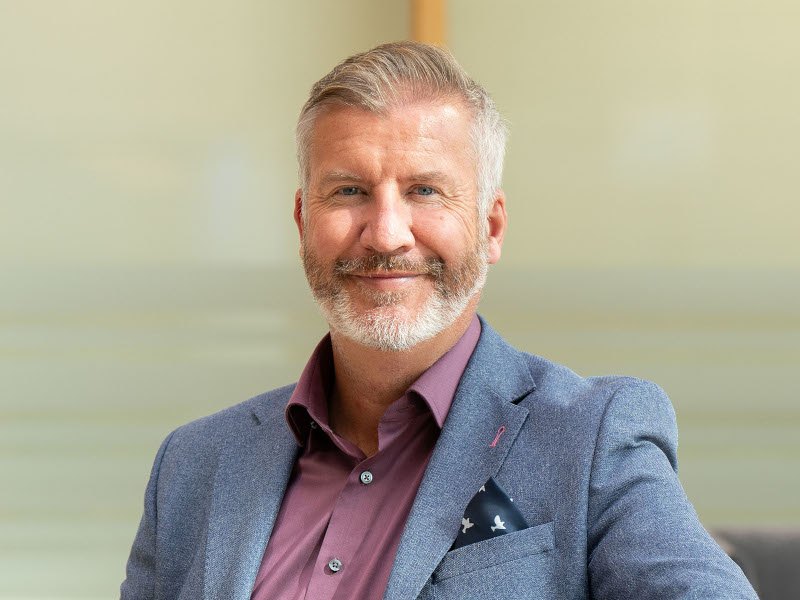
(328, 558, 343, 573)
(359, 470, 374, 485)
(309, 420, 318, 429)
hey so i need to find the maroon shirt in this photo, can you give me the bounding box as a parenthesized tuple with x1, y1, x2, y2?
(251, 316, 481, 600)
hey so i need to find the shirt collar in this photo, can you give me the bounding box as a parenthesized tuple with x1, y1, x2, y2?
(285, 335, 335, 445)
(285, 314, 482, 444)
(406, 315, 481, 428)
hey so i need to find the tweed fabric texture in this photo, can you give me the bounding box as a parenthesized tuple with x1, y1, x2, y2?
(121, 317, 758, 600)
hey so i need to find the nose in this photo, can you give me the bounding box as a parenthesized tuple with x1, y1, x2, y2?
(359, 188, 414, 254)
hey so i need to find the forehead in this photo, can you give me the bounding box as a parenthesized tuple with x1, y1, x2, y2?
(306, 100, 476, 181)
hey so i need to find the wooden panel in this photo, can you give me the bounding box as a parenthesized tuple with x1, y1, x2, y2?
(411, 0, 446, 44)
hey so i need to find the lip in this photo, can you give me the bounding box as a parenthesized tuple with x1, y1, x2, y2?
(353, 272, 420, 279)
(350, 272, 422, 290)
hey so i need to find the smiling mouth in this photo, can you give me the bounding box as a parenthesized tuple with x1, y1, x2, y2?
(353, 271, 421, 279)
(349, 271, 425, 291)
(334, 254, 444, 280)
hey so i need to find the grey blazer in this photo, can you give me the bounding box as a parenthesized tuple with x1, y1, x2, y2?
(121, 318, 757, 599)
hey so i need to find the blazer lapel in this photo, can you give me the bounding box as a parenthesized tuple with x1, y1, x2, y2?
(384, 320, 536, 600)
(203, 398, 300, 600)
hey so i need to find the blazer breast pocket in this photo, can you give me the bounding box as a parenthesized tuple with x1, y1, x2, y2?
(431, 521, 555, 600)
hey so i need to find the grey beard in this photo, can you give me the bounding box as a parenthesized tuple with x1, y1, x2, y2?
(302, 245, 488, 351)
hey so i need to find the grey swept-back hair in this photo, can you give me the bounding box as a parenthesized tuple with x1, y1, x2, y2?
(295, 41, 508, 218)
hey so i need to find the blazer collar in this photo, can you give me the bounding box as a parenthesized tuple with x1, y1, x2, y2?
(383, 317, 536, 600)
(200, 317, 534, 600)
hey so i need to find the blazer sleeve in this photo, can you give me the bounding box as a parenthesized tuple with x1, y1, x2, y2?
(586, 380, 758, 600)
(120, 430, 176, 600)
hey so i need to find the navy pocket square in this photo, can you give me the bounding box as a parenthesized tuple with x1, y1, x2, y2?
(451, 477, 529, 550)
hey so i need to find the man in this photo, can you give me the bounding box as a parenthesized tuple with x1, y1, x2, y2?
(122, 42, 757, 599)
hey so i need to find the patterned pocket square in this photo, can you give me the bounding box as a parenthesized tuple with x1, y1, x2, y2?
(451, 477, 529, 550)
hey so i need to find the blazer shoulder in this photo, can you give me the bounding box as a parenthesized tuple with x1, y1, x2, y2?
(477, 317, 670, 418)
(162, 382, 297, 456)
(520, 350, 672, 424)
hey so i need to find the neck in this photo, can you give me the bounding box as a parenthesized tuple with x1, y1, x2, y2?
(327, 304, 477, 456)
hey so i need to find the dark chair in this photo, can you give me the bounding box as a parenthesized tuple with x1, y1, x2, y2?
(712, 528, 800, 600)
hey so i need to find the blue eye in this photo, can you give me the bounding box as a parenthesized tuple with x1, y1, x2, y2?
(339, 186, 361, 196)
(415, 186, 436, 196)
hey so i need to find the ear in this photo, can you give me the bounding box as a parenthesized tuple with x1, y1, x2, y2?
(485, 191, 507, 265)
(293, 189, 304, 239)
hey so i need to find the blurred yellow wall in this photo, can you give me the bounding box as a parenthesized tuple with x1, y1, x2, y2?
(1, 1, 798, 598)
(3, 1, 799, 268)
(1, 0, 408, 266)
(450, 0, 800, 269)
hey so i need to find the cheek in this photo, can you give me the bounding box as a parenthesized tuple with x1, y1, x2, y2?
(413, 210, 478, 254)
(305, 210, 360, 253)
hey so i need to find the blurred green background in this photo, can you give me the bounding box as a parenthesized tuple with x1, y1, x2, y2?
(1, 1, 798, 597)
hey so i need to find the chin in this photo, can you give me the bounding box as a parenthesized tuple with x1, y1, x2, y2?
(322, 293, 474, 352)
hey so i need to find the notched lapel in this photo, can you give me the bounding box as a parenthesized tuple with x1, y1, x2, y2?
(203, 407, 299, 600)
(384, 320, 536, 600)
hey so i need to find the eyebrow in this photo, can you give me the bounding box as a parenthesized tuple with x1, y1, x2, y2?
(408, 170, 449, 180)
(316, 170, 455, 188)
(318, 171, 364, 187)
(407, 171, 455, 187)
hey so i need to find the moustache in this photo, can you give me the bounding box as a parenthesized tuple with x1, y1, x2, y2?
(333, 254, 444, 278)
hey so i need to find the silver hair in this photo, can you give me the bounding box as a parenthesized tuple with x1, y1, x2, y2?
(295, 41, 508, 218)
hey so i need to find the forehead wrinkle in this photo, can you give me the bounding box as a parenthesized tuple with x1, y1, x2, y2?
(309, 101, 475, 190)
(317, 146, 442, 188)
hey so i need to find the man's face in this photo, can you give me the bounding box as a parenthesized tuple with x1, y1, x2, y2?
(295, 100, 504, 351)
